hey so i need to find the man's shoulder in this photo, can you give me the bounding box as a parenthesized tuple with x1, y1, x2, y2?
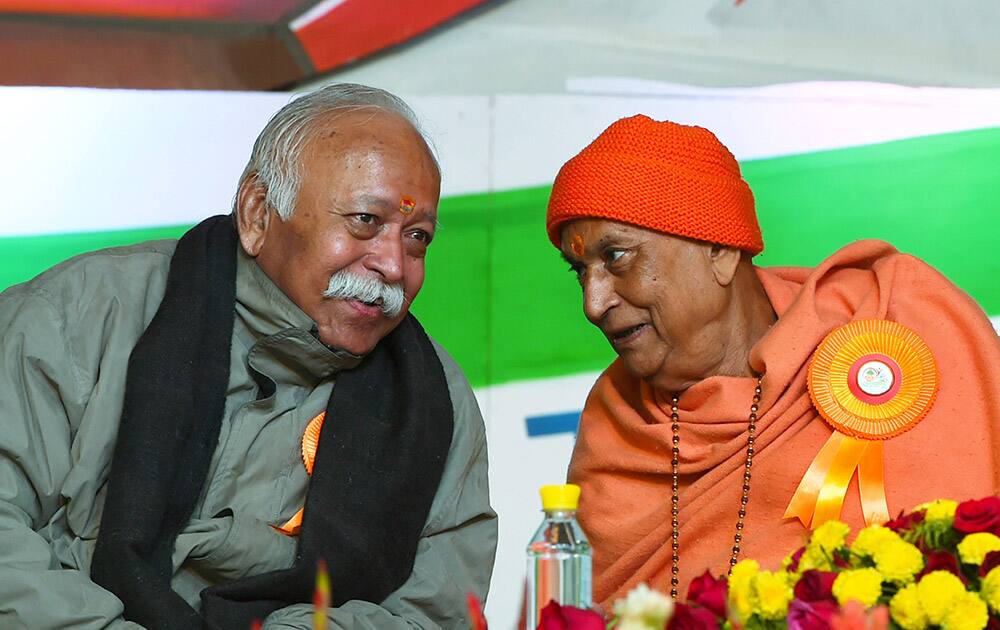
(1, 239, 177, 326)
(3, 239, 176, 300)
(35, 238, 176, 283)
(428, 337, 468, 387)
(427, 336, 479, 413)
(423, 335, 489, 437)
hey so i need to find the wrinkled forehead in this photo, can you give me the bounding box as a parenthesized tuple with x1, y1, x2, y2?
(297, 112, 441, 195)
(559, 218, 645, 248)
(309, 108, 438, 170)
(559, 217, 704, 257)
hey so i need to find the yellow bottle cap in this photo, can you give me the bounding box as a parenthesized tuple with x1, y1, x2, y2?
(539, 484, 581, 511)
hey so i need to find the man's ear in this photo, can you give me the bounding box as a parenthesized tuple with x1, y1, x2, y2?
(707, 243, 742, 287)
(235, 174, 271, 257)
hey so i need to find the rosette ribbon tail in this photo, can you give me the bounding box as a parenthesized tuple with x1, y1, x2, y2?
(858, 440, 890, 525)
(783, 431, 890, 529)
(272, 508, 304, 536)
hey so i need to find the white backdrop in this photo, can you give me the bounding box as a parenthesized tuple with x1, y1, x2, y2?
(3, 84, 1000, 628)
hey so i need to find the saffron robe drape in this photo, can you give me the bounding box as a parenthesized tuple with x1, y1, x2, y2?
(568, 240, 1000, 606)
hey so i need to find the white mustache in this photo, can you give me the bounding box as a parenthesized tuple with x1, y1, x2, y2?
(322, 270, 406, 318)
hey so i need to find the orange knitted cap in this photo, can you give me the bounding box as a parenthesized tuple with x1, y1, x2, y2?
(546, 115, 763, 254)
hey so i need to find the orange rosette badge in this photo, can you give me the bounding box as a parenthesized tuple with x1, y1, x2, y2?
(273, 411, 325, 535)
(785, 319, 938, 530)
(301, 411, 324, 475)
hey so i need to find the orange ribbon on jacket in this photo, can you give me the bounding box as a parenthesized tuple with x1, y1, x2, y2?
(787, 319, 939, 530)
(272, 412, 325, 536)
(783, 431, 889, 528)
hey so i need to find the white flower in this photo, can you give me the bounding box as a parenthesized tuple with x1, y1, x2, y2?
(612, 583, 674, 628)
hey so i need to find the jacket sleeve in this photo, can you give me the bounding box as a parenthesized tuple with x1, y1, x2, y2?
(0, 289, 144, 630)
(262, 349, 498, 630)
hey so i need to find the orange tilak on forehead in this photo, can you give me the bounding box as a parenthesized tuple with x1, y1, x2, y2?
(570, 233, 585, 258)
(399, 195, 416, 215)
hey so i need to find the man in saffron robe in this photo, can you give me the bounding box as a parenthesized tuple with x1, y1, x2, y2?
(545, 114, 1000, 606)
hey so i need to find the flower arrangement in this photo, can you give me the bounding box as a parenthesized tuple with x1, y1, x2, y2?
(480, 496, 1000, 630)
(601, 496, 1000, 630)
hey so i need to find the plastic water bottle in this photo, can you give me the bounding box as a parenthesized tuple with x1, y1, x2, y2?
(526, 484, 592, 628)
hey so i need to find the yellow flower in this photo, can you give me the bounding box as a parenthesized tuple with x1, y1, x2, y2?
(921, 499, 959, 524)
(957, 532, 1000, 566)
(728, 559, 759, 623)
(781, 569, 799, 588)
(750, 571, 794, 620)
(832, 568, 884, 608)
(942, 591, 989, 630)
(797, 544, 834, 572)
(873, 539, 924, 584)
(979, 566, 1000, 613)
(889, 583, 928, 630)
(851, 525, 902, 559)
(916, 571, 967, 625)
(811, 520, 851, 553)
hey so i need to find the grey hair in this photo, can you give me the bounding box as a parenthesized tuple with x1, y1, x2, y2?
(236, 83, 438, 220)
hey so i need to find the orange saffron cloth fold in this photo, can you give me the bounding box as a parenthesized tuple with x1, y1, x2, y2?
(568, 240, 1000, 606)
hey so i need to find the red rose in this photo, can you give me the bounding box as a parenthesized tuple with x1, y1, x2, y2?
(794, 570, 838, 602)
(536, 600, 604, 630)
(918, 551, 967, 585)
(687, 571, 727, 618)
(788, 599, 838, 630)
(955, 498, 1000, 536)
(980, 550, 1000, 577)
(669, 603, 721, 630)
(885, 509, 925, 534)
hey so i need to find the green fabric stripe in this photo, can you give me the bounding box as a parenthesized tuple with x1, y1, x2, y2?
(2, 127, 998, 387)
(0, 227, 190, 292)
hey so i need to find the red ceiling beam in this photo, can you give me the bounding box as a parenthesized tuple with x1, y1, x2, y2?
(0, 0, 301, 21)
(292, 0, 486, 73)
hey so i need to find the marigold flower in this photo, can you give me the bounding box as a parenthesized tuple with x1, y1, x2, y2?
(873, 539, 924, 584)
(978, 566, 1000, 613)
(941, 591, 988, 630)
(750, 571, 794, 620)
(916, 571, 966, 625)
(727, 559, 759, 623)
(811, 520, 851, 553)
(851, 525, 901, 559)
(889, 583, 928, 630)
(832, 568, 884, 608)
(920, 499, 959, 524)
(957, 532, 1000, 566)
(798, 544, 835, 573)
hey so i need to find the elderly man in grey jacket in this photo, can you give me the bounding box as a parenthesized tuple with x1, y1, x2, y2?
(0, 84, 496, 629)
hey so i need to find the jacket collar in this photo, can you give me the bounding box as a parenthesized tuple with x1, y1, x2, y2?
(235, 246, 362, 381)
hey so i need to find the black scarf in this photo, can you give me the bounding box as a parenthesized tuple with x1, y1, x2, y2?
(91, 216, 454, 630)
